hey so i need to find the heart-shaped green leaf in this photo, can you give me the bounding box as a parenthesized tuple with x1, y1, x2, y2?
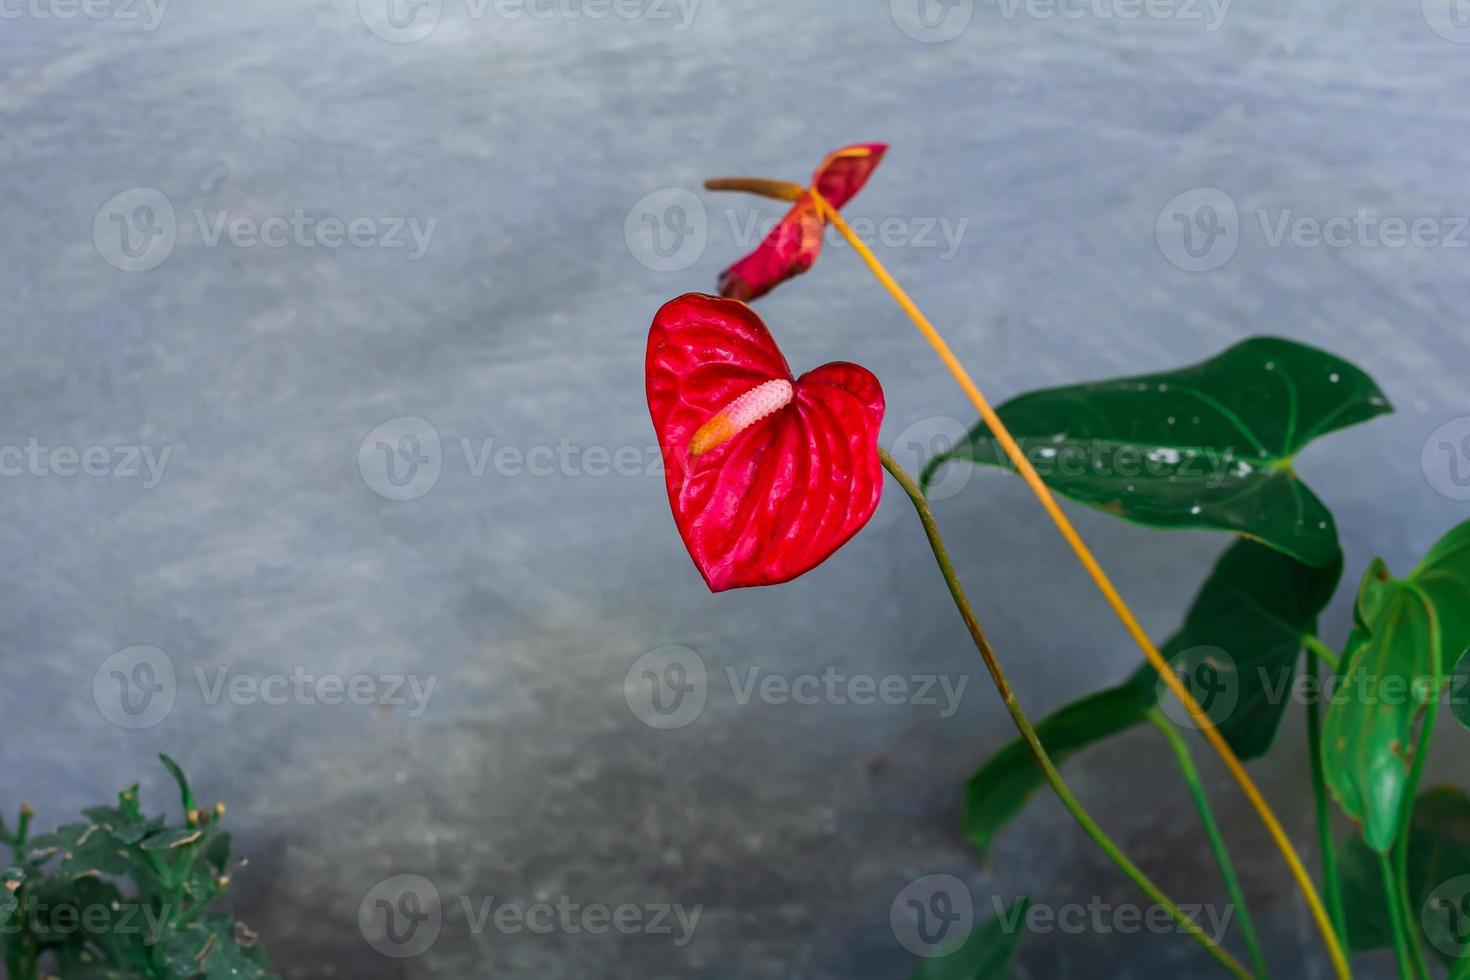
(965, 677, 1155, 859)
(1323, 566, 1441, 852)
(912, 898, 1030, 980)
(1411, 521, 1470, 672)
(1341, 785, 1470, 965)
(1127, 538, 1342, 759)
(920, 337, 1391, 567)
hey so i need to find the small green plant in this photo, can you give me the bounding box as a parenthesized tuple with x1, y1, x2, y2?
(0, 756, 274, 980)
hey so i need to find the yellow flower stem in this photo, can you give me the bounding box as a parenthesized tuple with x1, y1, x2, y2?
(804, 188, 1352, 980)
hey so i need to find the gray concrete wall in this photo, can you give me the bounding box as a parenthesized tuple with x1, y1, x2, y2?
(1, 1, 1466, 976)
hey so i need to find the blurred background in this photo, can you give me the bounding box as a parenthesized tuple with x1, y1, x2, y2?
(1, 0, 1467, 976)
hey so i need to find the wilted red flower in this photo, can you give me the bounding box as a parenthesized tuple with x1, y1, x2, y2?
(646, 293, 885, 591)
(717, 143, 888, 302)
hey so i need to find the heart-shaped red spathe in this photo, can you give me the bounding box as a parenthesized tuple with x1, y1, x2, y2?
(646, 294, 885, 592)
(718, 143, 888, 303)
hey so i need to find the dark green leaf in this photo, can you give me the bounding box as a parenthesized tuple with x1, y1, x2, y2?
(965, 678, 1155, 859)
(1341, 785, 1470, 965)
(6, 771, 272, 979)
(1357, 557, 1394, 627)
(1129, 538, 1342, 759)
(201, 919, 275, 980)
(155, 916, 275, 980)
(1453, 650, 1470, 734)
(28, 822, 141, 879)
(82, 804, 164, 846)
(963, 538, 1335, 856)
(140, 828, 205, 852)
(1323, 568, 1440, 852)
(184, 830, 232, 905)
(156, 923, 217, 978)
(21, 875, 128, 951)
(1411, 521, 1470, 672)
(912, 898, 1030, 980)
(920, 337, 1391, 567)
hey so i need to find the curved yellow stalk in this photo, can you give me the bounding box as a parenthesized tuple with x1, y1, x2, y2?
(806, 188, 1350, 980)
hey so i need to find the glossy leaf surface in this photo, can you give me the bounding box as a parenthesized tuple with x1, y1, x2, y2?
(1323, 565, 1440, 852)
(1412, 521, 1470, 671)
(1129, 538, 1342, 759)
(921, 338, 1391, 567)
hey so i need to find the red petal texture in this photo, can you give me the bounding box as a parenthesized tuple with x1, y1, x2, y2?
(717, 142, 888, 302)
(646, 294, 885, 592)
(813, 142, 888, 209)
(716, 196, 824, 303)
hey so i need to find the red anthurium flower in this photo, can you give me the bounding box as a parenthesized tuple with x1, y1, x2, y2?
(646, 293, 886, 592)
(717, 143, 888, 302)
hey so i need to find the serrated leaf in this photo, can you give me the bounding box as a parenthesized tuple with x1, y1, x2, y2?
(921, 337, 1391, 567)
(1129, 538, 1342, 759)
(1323, 569, 1441, 852)
(965, 678, 1155, 859)
(1341, 785, 1470, 965)
(912, 898, 1030, 980)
